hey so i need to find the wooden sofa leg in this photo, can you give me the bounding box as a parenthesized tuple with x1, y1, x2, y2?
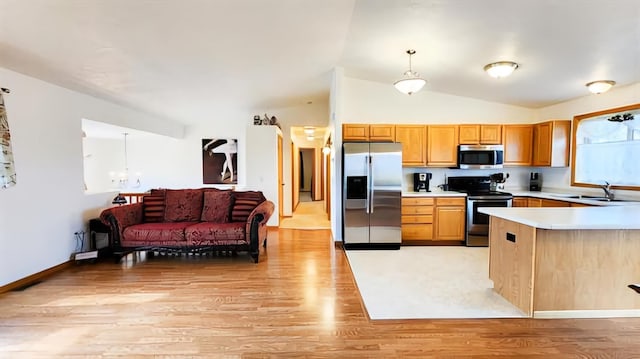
(250, 251, 259, 263)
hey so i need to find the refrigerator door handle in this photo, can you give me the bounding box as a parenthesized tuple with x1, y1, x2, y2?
(369, 154, 374, 213)
(365, 155, 370, 214)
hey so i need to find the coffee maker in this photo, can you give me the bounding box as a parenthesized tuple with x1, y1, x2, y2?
(529, 172, 542, 191)
(413, 173, 432, 192)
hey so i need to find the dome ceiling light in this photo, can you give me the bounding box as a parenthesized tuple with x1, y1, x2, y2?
(394, 49, 426, 95)
(586, 80, 616, 94)
(483, 61, 519, 78)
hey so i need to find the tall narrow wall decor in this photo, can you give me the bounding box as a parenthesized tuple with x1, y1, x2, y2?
(202, 138, 238, 184)
(0, 90, 16, 189)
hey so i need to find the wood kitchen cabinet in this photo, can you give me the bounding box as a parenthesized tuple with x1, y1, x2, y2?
(401, 197, 434, 243)
(395, 125, 427, 166)
(459, 124, 502, 144)
(368, 124, 395, 142)
(532, 120, 570, 167)
(540, 198, 571, 207)
(512, 197, 528, 207)
(480, 125, 502, 144)
(434, 197, 466, 241)
(427, 125, 458, 166)
(342, 124, 395, 142)
(502, 124, 533, 166)
(342, 124, 369, 141)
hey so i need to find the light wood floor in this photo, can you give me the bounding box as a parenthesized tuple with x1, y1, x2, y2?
(1, 229, 640, 358)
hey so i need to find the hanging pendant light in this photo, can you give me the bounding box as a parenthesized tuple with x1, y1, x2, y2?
(394, 50, 426, 95)
(109, 132, 141, 189)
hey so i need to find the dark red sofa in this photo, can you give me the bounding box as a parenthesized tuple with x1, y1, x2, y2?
(100, 188, 274, 263)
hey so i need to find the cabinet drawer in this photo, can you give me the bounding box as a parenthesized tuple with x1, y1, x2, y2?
(402, 197, 434, 206)
(402, 224, 433, 240)
(402, 206, 434, 215)
(401, 215, 433, 224)
(435, 197, 466, 206)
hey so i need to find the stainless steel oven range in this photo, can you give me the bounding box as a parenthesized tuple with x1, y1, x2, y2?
(447, 176, 513, 247)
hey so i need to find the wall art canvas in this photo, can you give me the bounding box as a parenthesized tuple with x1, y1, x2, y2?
(202, 138, 238, 184)
(0, 92, 16, 189)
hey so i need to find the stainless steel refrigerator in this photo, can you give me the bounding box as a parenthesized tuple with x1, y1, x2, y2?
(342, 142, 402, 249)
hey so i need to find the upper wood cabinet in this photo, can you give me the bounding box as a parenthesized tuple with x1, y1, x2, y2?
(458, 125, 480, 144)
(502, 124, 533, 166)
(480, 125, 502, 144)
(532, 120, 570, 167)
(342, 124, 395, 142)
(459, 124, 502, 144)
(342, 124, 369, 141)
(427, 125, 459, 166)
(369, 124, 395, 142)
(395, 125, 427, 166)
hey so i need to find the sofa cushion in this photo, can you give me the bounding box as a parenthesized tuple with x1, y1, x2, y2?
(122, 222, 196, 243)
(185, 222, 246, 245)
(201, 190, 232, 223)
(164, 189, 204, 222)
(231, 191, 266, 222)
(143, 195, 165, 223)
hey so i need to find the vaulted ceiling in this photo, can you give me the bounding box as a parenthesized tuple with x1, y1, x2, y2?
(1, 0, 638, 125)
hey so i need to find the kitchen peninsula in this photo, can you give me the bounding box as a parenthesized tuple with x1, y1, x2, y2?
(480, 205, 640, 318)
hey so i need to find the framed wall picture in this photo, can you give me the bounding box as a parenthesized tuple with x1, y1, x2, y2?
(202, 138, 238, 184)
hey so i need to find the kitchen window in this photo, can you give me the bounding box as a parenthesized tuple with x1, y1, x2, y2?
(572, 103, 640, 189)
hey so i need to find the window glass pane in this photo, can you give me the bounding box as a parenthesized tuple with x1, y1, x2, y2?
(574, 110, 640, 187)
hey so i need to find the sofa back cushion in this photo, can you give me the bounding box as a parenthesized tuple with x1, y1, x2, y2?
(201, 190, 232, 223)
(164, 189, 204, 222)
(143, 194, 165, 222)
(231, 191, 266, 222)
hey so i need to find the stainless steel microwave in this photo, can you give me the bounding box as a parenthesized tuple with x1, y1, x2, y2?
(457, 144, 504, 169)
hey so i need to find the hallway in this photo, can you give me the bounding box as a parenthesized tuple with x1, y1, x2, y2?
(279, 198, 331, 230)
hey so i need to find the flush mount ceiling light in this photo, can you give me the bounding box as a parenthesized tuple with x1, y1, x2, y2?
(303, 126, 315, 135)
(394, 49, 426, 95)
(586, 80, 616, 94)
(483, 61, 519, 78)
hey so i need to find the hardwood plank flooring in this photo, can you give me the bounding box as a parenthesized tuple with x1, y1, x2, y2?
(1, 228, 640, 358)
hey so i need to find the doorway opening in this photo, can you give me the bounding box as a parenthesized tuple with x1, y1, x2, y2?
(280, 126, 331, 230)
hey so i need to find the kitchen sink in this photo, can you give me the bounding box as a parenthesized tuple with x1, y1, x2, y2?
(593, 198, 640, 202)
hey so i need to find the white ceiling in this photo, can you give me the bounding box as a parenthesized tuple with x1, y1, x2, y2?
(1, 0, 639, 125)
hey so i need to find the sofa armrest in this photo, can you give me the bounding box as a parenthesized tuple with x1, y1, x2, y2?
(245, 200, 274, 253)
(100, 203, 144, 248)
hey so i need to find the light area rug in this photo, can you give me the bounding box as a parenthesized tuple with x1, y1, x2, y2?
(346, 246, 527, 319)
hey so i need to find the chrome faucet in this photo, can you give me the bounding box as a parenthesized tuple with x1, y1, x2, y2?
(601, 181, 615, 201)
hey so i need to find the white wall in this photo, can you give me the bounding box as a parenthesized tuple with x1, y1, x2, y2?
(0, 67, 185, 286)
(342, 77, 537, 124)
(245, 125, 281, 226)
(259, 101, 330, 216)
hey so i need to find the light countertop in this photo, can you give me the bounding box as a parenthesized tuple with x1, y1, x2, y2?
(479, 206, 640, 230)
(402, 190, 466, 197)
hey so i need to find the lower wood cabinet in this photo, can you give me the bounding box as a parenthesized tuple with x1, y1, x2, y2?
(402, 196, 465, 244)
(401, 197, 434, 243)
(512, 197, 528, 207)
(434, 197, 466, 241)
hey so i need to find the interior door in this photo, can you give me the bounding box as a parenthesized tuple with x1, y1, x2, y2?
(277, 134, 283, 219)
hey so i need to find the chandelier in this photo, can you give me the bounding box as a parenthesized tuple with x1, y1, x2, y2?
(109, 133, 141, 189)
(394, 49, 426, 95)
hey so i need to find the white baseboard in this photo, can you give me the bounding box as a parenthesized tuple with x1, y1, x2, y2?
(534, 309, 640, 319)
